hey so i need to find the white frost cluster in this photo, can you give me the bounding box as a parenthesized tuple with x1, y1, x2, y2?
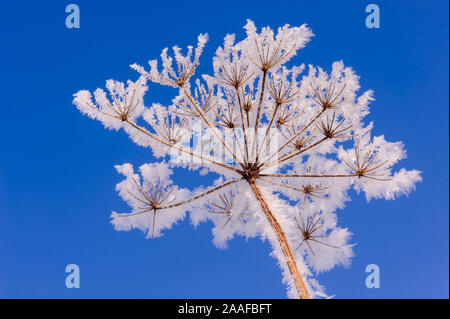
(131, 34, 208, 88)
(74, 19, 421, 298)
(73, 77, 148, 130)
(111, 162, 190, 238)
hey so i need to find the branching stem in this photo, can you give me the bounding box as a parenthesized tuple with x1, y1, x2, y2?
(261, 108, 327, 166)
(183, 87, 245, 170)
(251, 70, 267, 161)
(117, 179, 241, 217)
(126, 120, 242, 174)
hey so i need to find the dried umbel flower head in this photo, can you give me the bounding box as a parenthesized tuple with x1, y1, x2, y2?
(316, 112, 352, 140)
(214, 100, 238, 129)
(207, 190, 251, 229)
(282, 126, 314, 151)
(295, 211, 338, 256)
(174, 80, 217, 118)
(301, 184, 329, 201)
(74, 19, 421, 299)
(218, 62, 254, 89)
(342, 144, 390, 180)
(267, 73, 300, 105)
(131, 34, 208, 88)
(73, 78, 148, 130)
(308, 78, 347, 110)
(124, 174, 174, 238)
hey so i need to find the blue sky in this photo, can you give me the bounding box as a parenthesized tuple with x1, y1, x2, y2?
(0, 0, 448, 298)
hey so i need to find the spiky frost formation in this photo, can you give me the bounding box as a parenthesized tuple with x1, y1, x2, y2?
(74, 19, 421, 298)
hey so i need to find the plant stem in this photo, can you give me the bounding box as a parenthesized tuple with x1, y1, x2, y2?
(247, 178, 310, 299)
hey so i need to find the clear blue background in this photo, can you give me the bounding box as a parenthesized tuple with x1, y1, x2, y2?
(0, 0, 448, 298)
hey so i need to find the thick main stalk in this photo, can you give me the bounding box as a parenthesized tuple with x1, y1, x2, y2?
(247, 178, 310, 299)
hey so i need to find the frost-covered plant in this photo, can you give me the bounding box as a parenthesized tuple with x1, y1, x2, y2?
(73, 20, 421, 299)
